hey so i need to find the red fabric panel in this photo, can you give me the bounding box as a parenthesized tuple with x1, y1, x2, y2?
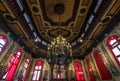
(86, 58, 96, 81)
(93, 50, 112, 80)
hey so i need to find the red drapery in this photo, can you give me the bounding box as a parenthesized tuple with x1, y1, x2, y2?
(93, 50, 112, 80)
(86, 58, 96, 81)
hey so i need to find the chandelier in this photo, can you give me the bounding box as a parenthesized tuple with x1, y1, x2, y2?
(47, 3, 72, 67)
(48, 35, 72, 65)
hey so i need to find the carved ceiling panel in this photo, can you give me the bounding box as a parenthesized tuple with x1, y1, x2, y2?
(0, 0, 120, 58)
(25, 0, 92, 42)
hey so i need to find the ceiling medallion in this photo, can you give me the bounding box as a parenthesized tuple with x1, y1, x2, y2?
(54, 3, 65, 15)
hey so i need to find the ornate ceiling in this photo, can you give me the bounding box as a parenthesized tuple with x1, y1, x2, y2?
(0, 0, 120, 58)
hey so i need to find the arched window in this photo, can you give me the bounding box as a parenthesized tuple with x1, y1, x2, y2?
(18, 57, 30, 81)
(93, 50, 111, 80)
(31, 60, 43, 81)
(74, 61, 85, 81)
(107, 35, 120, 66)
(0, 49, 23, 80)
(0, 35, 8, 53)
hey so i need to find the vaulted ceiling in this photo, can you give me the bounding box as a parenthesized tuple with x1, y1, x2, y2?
(0, 0, 120, 59)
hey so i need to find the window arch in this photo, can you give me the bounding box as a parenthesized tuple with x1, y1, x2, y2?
(31, 60, 43, 81)
(74, 61, 85, 81)
(0, 35, 8, 54)
(0, 49, 23, 80)
(107, 35, 120, 66)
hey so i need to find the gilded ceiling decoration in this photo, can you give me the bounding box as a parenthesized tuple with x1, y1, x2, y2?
(0, 0, 120, 58)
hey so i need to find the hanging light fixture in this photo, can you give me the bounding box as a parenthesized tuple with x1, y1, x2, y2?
(48, 34, 72, 65)
(47, 3, 72, 66)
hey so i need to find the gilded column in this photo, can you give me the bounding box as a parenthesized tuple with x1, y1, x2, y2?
(27, 57, 36, 81)
(83, 58, 90, 81)
(25, 56, 33, 80)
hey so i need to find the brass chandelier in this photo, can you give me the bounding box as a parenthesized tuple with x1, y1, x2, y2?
(48, 35, 72, 65)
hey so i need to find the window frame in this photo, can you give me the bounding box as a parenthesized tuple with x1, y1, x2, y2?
(31, 60, 43, 81)
(0, 35, 8, 54)
(107, 35, 120, 66)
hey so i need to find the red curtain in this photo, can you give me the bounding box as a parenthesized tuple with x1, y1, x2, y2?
(93, 50, 112, 80)
(86, 58, 96, 81)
